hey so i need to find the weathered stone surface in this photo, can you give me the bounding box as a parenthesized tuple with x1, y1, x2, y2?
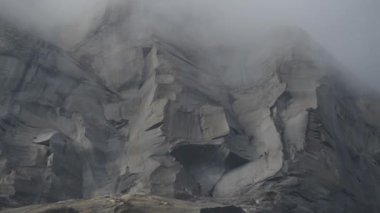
(1, 2, 380, 213)
(0, 18, 127, 206)
(200, 105, 230, 140)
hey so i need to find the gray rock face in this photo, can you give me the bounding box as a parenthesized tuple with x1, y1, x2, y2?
(1, 3, 380, 213)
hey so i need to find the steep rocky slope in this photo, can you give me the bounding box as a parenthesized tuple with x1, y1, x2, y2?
(1, 2, 380, 213)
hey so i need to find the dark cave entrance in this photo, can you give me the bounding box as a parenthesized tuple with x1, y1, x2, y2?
(171, 143, 251, 197)
(171, 144, 229, 196)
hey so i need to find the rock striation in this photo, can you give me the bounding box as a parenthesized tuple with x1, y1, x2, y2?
(1, 2, 380, 213)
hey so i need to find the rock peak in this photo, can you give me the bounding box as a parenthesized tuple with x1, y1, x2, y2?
(1, 3, 380, 212)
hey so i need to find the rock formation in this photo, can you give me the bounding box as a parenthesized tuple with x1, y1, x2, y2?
(1, 2, 380, 213)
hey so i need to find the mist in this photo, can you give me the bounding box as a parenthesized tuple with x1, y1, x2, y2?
(0, 0, 379, 89)
(0, 0, 109, 46)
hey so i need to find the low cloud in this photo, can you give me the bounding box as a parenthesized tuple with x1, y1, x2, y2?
(0, 0, 379, 89)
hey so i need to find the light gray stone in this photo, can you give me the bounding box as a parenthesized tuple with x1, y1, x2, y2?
(1, 4, 380, 213)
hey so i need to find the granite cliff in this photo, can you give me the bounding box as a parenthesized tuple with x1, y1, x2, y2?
(1, 2, 380, 213)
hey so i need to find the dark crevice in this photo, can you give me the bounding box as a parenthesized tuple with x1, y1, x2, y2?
(145, 121, 164, 131)
(157, 41, 199, 69)
(322, 140, 335, 150)
(212, 134, 229, 140)
(115, 172, 139, 194)
(200, 206, 245, 213)
(109, 119, 129, 129)
(305, 109, 323, 144)
(33, 140, 50, 147)
(225, 152, 250, 170)
(13, 55, 38, 93)
(270, 91, 292, 160)
(230, 127, 240, 135)
(289, 191, 314, 203)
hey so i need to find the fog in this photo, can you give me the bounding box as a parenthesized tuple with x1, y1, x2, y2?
(0, 0, 379, 89)
(0, 0, 109, 46)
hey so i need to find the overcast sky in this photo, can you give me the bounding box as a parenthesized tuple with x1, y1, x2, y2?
(0, 0, 379, 89)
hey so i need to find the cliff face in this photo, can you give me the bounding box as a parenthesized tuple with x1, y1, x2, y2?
(1, 3, 380, 213)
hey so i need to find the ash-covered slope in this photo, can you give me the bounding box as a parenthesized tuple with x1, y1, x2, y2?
(1, 3, 380, 213)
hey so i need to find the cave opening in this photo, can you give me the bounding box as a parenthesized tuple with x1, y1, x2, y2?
(171, 144, 229, 196)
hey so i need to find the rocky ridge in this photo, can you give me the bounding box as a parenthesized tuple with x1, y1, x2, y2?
(1, 2, 380, 213)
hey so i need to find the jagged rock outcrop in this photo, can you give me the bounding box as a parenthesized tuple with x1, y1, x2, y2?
(1, 2, 380, 213)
